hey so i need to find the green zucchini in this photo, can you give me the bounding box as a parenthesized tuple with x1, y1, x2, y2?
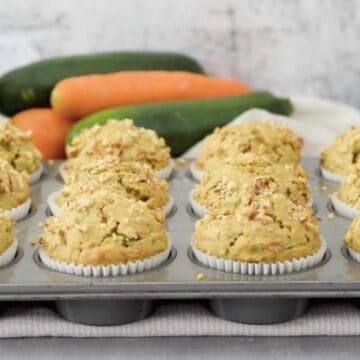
(0, 52, 205, 116)
(67, 91, 293, 156)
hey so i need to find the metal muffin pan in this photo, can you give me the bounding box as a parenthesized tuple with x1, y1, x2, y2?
(0, 158, 359, 325)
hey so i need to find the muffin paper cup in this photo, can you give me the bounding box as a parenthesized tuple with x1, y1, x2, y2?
(155, 159, 174, 180)
(47, 191, 174, 217)
(38, 239, 172, 277)
(346, 246, 360, 263)
(320, 166, 346, 183)
(163, 196, 175, 216)
(189, 189, 207, 217)
(189, 189, 314, 219)
(5, 198, 31, 221)
(58, 162, 68, 181)
(47, 191, 61, 216)
(0, 238, 18, 268)
(29, 162, 44, 184)
(189, 162, 203, 182)
(330, 193, 359, 219)
(191, 237, 327, 275)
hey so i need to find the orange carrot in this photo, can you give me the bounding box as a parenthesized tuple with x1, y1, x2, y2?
(51, 71, 251, 118)
(11, 108, 73, 159)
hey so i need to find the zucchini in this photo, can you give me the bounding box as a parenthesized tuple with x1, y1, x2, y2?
(0, 52, 205, 116)
(67, 91, 293, 156)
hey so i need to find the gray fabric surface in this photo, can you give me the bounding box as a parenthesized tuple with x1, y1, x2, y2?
(1, 301, 360, 338)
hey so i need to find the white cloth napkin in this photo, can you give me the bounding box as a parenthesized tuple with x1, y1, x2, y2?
(184, 94, 360, 158)
(1, 300, 360, 338)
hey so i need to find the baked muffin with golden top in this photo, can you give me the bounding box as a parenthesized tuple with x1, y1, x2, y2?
(65, 119, 170, 175)
(346, 216, 360, 253)
(58, 157, 169, 211)
(192, 163, 311, 215)
(0, 159, 30, 211)
(330, 163, 360, 219)
(194, 192, 320, 263)
(336, 164, 360, 210)
(39, 190, 169, 267)
(0, 121, 42, 175)
(320, 125, 360, 179)
(195, 120, 303, 173)
(0, 212, 14, 255)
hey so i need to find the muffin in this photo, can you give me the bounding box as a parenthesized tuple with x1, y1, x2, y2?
(320, 125, 360, 182)
(0, 121, 42, 183)
(192, 192, 325, 275)
(0, 159, 31, 221)
(49, 158, 172, 217)
(64, 119, 172, 179)
(330, 164, 360, 219)
(39, 190, 170, 276)
(0, 212, 18, 267)
(191, 163, 311, 217)
(345, 216, 360, 259)
(193, 120, 303, 178)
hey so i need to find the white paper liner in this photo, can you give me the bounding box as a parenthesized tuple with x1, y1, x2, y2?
(155, 159, 174, 180)
(320, 166, 346, 183)
(4, 198, 31, 221)
(38, 239, 172, 277)
(330, 193, 359, 219)
(189, 162, 203, 182)
(163, 196, 175, 216)
(347, 246, 360, 263)
(0, 238, 18, 268)
(58, 162, 68, 181)
(189, 189, 207, 217)
(29, 162, 44, 184)
(191, 237, 327, 275)
(307, 198, 314, 208)
(47, 191, 174, 217)
(46, 191, 61, 216)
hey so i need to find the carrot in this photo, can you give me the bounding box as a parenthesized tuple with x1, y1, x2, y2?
(11, 108, 73, 159)
(51, 71, 251, 119)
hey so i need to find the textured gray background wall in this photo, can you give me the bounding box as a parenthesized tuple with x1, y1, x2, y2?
(0, 0, 359, 106)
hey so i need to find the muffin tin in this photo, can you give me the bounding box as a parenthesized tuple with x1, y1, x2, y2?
(0, 159, 359, 326)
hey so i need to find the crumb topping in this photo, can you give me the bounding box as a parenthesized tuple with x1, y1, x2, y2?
(336, 163, 360, 208)
(320, 125, 360, 176)
(0, 121, 42, 174)
(59, 157, 169, 210)
(346, 215, 360, 253)
(38, 190, 169, 266)
(65, 119, 170, 171)
(0, 212, 14, 254)
(0, 159, 29, 210)
(194, 163, 311, 212)
(194, 192, 320, 263)
(196, 119, 303, 171)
